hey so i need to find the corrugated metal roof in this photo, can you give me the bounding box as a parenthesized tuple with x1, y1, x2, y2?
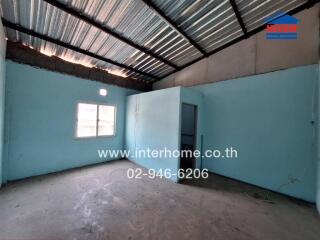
(0, 0, 315, 82)
(151, 0, 243, 53)
(236, 0, 308, 31)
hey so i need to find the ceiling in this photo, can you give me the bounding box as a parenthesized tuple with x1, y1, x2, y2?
(0, 0, 316, 83)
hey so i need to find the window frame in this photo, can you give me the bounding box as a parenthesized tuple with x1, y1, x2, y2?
(75, 101, 117, 139)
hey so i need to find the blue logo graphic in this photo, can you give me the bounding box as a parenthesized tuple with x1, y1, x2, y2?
(266, 13, 300, 40)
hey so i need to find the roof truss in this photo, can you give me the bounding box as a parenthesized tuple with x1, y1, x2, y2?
(2, 18, 159, 80)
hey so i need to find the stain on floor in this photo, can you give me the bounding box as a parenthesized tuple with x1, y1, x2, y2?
(0, 160, 319, 240)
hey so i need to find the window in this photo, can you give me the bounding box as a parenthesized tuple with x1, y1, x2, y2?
(98, 105, 115, 136)
(76, 103, 97, 138)
(76, 103, 116, 138)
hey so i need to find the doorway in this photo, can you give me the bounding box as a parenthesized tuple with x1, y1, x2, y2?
(180, 103, 197, 171)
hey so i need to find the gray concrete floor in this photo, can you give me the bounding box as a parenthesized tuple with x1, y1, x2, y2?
(0, 160, 319, 240)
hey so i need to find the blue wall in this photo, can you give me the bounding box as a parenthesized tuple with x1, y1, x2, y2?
(192, 65, 318, 202)
(0, 20, 6, 186)
(3, 59, 318, 204)
(126, 87, 181, 182)
(3, 61, 137, 182)
(125, 87, 203, 182)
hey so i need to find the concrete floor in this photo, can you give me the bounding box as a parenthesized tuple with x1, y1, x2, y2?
(0, 160, 319, 240)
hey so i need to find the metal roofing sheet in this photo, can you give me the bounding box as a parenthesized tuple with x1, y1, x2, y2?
(0, 0, 315, 82)
(1, 0, 176, 80)
(57, 0, 202, 67)
(236, 0, 308, 31)
(151, 0, 243, 52)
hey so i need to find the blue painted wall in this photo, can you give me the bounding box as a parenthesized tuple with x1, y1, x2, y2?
(125, 87, 181, 182)
(125, 87, 203, 182)
(3, 58, 318, 204)
(0, 20, 6, 186)
(192, 65, 318, 202)
(3, 61, 138, 182)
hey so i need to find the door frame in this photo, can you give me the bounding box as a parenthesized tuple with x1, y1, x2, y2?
(179, 102, 198, 172)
